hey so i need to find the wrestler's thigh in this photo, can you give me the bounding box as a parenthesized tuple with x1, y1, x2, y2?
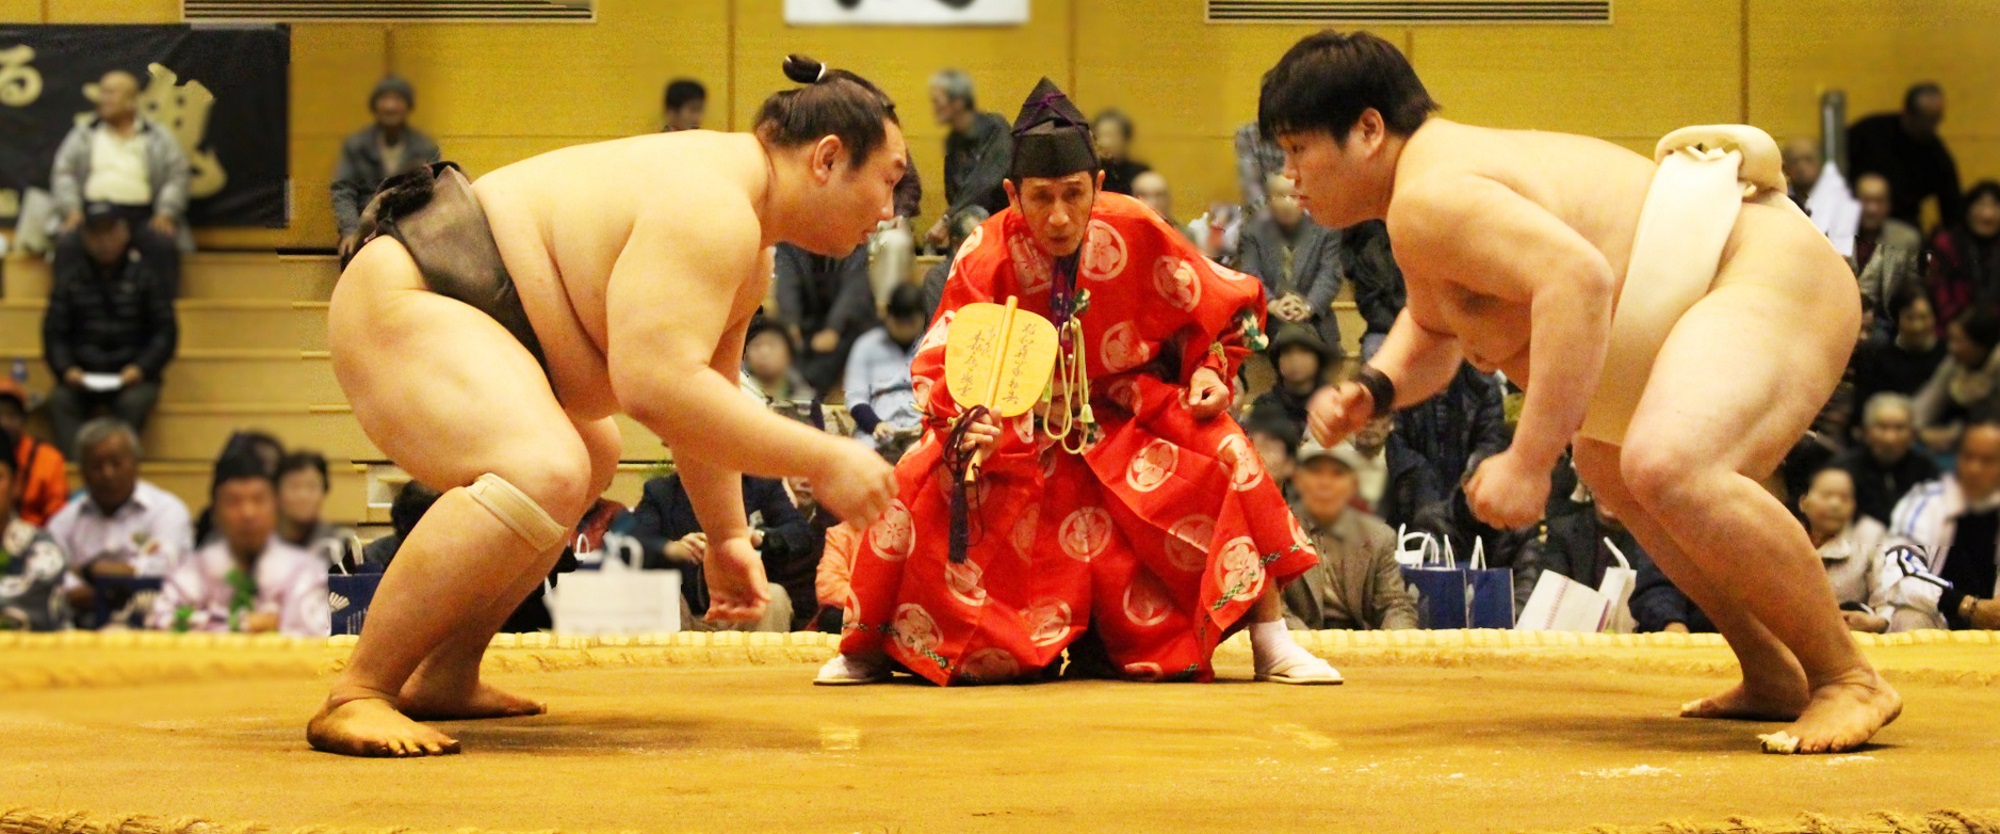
(330, 239, 593, 518)
(1621, 274, 1856, 481)
(571, 416, 622, 499)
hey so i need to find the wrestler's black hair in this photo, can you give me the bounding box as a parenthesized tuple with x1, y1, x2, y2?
(1258, 30, 1439, 146)
(755, 55, 900, 169)
(277, 450, 331, 492)
(664, 78, 706, 112)
(1903, 82, 1943, 115)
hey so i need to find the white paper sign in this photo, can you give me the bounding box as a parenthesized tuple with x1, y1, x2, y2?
(785, 0, 1030, 26)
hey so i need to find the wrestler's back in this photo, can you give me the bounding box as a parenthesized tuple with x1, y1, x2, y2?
(469, 132, 772, 416)
(1391, 120, 1850, 382)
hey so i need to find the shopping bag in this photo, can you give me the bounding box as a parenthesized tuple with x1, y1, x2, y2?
(546, 530, 681, 636)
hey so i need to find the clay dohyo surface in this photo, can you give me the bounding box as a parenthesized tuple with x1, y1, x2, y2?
(2, 630, 1996, 834)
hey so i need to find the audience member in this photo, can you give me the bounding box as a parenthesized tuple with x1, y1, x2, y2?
(1187, 203, 1243, 267)
(1342, 414, 1437, 532)
(0, 432, 70, 631)
(1130, 170, 1182, 235)
(661, 78, 706, 132)
(1783, 137, 1859, 256)
(1796, 467, 1892, 634)
(45, 419, 192, 625)
(50, 69, 188, 294)
(787, 474, 842, 631)
(333, 77, 440, 261)
(1835, 393, 1939, 526)
(740, 315, 818, 407)
(630, 471, 806, 632)
(921, 206, 989, 321)
(150, 454, 328, 636)
(924, 69, 1011, 250)
(1853, 285, 1947, 414)
(1395, 363, 1511, 495)
(1340, 219, 1405, 360)
(276, 451, 357, 565)
(1631, 555, 1716, 635)
(360, 481, 440, 568)
(1250, 324, 1333, 435)
(1239, 174, 1342, 352)
(1232, 122, 1285, 214)
(1532, 499, 1648, 593)
(193, 430, 286, 547)
(773, 243, 878, 395)
(43, 203, 177, 457)
(1913, 309, 2000, 451)
(1880, 421, 2000, 631)
(1852, 173, 1923, 315)
(1847, 83, 1962, 228)
(0, 378, 67, 526)
(845, 285, 926, 461)
(1922, 180, 2000, 331)
(869, 158, 924, 307)
(1090, 109, 1149, 195)
(1244, 413, 1301, 504)
(1281, 439, 1416, 631)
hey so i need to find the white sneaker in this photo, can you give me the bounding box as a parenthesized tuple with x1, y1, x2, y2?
(814, 653, 891, 686)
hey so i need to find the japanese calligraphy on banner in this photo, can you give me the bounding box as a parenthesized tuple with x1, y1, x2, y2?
(0, 25, 290, 227)
(785, 0, 1029, 26)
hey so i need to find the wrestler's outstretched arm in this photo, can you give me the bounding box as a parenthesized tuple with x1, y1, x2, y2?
(607, 204, 896, 618)
(1399, 175, 1615, 527)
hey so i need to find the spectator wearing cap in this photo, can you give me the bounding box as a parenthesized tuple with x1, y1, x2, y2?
(1281, 438, 1416, 631)
(1251, 324, 1334, 438)
(662, 78, 706, 132)
(0, 379, 67, 527)
(333, 76, 441, 261)
(1344, 412, 1439, 533)
(43, 201, 177, 458)
(0, 429, 70, 631)
(149, 453, 327, 636)
(50, 69, 189, 294)
(740, 315, 818, 408)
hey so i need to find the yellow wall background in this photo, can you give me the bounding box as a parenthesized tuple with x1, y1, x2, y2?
(5, 0, 1994, 248)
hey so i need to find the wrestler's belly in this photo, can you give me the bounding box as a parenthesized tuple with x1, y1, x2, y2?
(477, 185, 622, 420)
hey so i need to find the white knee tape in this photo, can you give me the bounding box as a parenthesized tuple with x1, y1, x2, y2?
(465, 473, 567, 552)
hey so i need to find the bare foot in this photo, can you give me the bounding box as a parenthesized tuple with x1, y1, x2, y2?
(399, 680, 547, 721)
(1679, 678, 1810, 722)
(307, 697, 461, 757)
(1760, 672, 1902, 755)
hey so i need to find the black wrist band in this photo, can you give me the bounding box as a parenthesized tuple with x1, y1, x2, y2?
(1355, 365, 1397, 419)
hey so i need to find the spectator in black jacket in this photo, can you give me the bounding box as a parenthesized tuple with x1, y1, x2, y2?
(1341, 220, 1404, 360)
(1632, 553, 1717, 635)
(43, 204, 177, 457)
(773, 243, 878, 395)
(1396, 362, 1511, 496)
(1413, 450, 1540, 615)
(1847, 83, 1961, 228)
(1238, 174, 1343, 353)
(1344, 414, 1438, 532)
(923, 69, 1011, 251)
(630, 472, 809, 632)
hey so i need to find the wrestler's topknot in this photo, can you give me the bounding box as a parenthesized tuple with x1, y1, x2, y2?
(756, 55, 900, 168)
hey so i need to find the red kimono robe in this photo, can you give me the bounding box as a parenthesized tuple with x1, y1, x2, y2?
(835, 193, 1317, 685)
